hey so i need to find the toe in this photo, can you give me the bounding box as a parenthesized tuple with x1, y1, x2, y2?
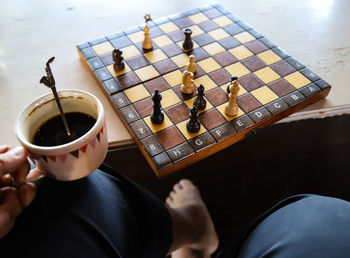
(166, 197, 173, 206)
(174, 183, 183, 192)
(170, 190, 176, 198)
(179, 179, 195, 188)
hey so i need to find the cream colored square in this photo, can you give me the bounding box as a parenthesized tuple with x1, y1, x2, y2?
(158, 22, 179, 33)
(217, 104, 244, 120)
(212, 16, 233, 27)
(176, 120, 207, 140)
(220, 84, 247, 96)
(144, 114, 173, 133)
(197, 57, 221, 73)
(144, 49, 168, 63)
(92, 42, 114, 56)
(161, 89, 181, 109)
(189, 13, 209, 24)
(203, 42, 226, 56)
(184, 97, 213, 114)
(163, 70, 183, 87)
(176, 41, 199, 52)
(187, 25, 204, 37)
(120, 45, 141, 59)
(134, 65, 160, 82)
(284, 72, 312, 89)
(229, 46, 253, 60)
(127, 31, 144, 44)
(224, 63, 250, 78)
(257, 50, 282, 65)
(107, 63, 132, 77)
(153, 35, 173, 47)
(208, 28, 230, 41)
(171, 53, 190, 68)
(254, 67, 280, 84)
(194, 75, 217, 91)
(251, 86, 279, 105)
(124, 84, 150, 103)
(234, 31, 256, 44)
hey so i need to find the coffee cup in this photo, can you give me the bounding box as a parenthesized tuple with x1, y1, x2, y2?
(15, 89, 108, 181)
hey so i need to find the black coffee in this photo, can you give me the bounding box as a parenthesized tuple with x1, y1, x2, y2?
(32, 112, 96, 147)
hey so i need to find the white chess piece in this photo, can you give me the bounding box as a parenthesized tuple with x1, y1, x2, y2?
(186, 55, 197, 74)
(142, 24, 153, 50)
(225, 80, 240, 116)
(181, 70, 195, 94)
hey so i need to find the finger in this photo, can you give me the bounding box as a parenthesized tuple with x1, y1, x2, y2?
(0, 174, 13, 187)
(0, 147, 28, 177)
(0, 146, 10, 154)
(11, 160, 30, 187)
(18, 182, 37, 207)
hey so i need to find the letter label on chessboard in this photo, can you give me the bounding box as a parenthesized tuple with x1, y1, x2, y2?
(195, 139, 203, 146)
(309, 86, 316, 92)
(274, 102, 281, 109)
(236, 120, 244, 127)
(215, 129, 222, 137)
(150, 144, 156, 151)
(255, 111, 262, 118)
(173, 149, 181, 157)
(291, 94, 299, 101)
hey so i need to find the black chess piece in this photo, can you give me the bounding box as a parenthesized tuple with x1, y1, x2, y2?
(112, 49, 125, 71)
(183, 29, 193, 50)
(227, 75, 238, 94)
(186, 106, 200, 133)
(193, 84, 206, 110)
(150, 89, 164, 124)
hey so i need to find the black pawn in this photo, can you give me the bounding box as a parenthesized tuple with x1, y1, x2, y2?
(112, 49, 125, 71)
(150, 89, 164, 124)
(193, 84, 206, 110)
(186, 106, 200, 133)
(227, 75, 238, 94)
(183, 29, 193, 50)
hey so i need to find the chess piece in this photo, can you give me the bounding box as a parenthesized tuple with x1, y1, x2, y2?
(183, 29, 193, 51)
(225, 78, 240, 116)
(193, 84, 206, 110)
(187, 106, 200, 133)
(112, 49, 125, 71)
(227, 75, 238, 94)
(181, 70, 195, 94)
(150, 89, 164, 124)
(142, 24, 153, 51)
(186, 55, 197, 74)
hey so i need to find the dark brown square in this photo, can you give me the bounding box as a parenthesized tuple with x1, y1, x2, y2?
(110, 36, 132, 49)
(213, 52, 237, 67)
(218, 37, 240, 50)
(173, 17, 194, 29)
(129, 119, 152, 139)
(245, 40, 269, 54)
(205, 87, 228, 106)
(270, 60, 296, 77)
(210, 123, 236, 142)
(133, 97, 153, 117)
(237, 93, 261, 113)
(126, 55, 150, 70)
(167, 142, 194, 162)
(115, 72, 141, 89)
(268, 78, 295, 97)
(165, 103, 190, 124)
(141, 135, 164, 157)
(209, 68, 231, 86)
(111, 92, 130, 108)
(150, 27, 164, 38)
(198, 20, 219, 32)
(168, 30, 185, 42)
(144, 77, 170, 93)
(189, 48, 210, 62)
(193, 34, 215, 47)
(238, 74, 264, 91)
(189, 132, 216, 152)
(223, 23, 244, 35)
(154, 59, 178, 74)
(161, 43, 183, 57)
(199, 108, 226, 130)
(155, 126, 186, 150)
(99, 52, 113, 66)
(152, 152, 172, 169)
(119, 105, 141, 123)
(204, 8, 222, 19)
(241, 56, 266, 72)
(173, 85, 197, 101)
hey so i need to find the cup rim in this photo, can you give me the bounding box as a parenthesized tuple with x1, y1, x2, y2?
(15, 89, 104, 152)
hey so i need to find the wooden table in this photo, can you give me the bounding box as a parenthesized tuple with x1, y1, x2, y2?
(1, 0, 349, 148)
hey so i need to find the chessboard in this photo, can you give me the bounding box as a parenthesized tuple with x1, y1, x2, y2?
(77, 3, 331, 178)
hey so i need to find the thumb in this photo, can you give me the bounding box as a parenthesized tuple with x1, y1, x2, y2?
(18, 183, 37, 208)
(0, 147, 28, 176)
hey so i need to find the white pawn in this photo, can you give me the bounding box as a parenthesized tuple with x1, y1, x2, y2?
(181, 70, 195, 94)
(225, 79, 240, 116)
(142, 24, 153, 50)
(186, 55, 197, 74)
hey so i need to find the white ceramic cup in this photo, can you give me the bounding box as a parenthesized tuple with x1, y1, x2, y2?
(15, 89, 108, 181)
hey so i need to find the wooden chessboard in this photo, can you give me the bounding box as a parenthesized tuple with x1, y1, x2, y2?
(77, 3, 331, 178)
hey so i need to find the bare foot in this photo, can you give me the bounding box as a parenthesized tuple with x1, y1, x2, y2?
(166, 179, 218, 257)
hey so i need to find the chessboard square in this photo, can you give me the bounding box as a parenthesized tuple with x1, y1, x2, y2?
(213, 51, 237, 67)
(184, 97, 213, 114)
(284, 71, 312, 89)
(107, 63, 131, 77)
(194, 75, 217, 91)
(245, 40, 269, 54)
(234, 31, 256, 44)
(206, 87, 228, 106)
(165, 103, 190, 124)
(126, 55, 150, 70)
(208, 68, 231, 86)
(238, 73, 264, 91)
(212, 16, 234, 27)
(144, 49, 168, 63)
(229, 45, 253, 60)
(251, 86, 279, 105)
(92, 42, 114, 56)
(121, 45, 141, 59)
(198, 20, 219, 32)
(163, 70, 183, 87)
(254, 67, 280, 84)
(144, 113, 173, 133)
(197, 57, 221, 73)
(189, 13, 209, 24)
(155, 126, 186, 150)
(187, 25, 205, 37)
(268, 78, 295, 97)
(134, 65, 160, 82)
(224, 62, 250, 78)
(133, 97, 153, 117)
(241, 55, 267, 72)
(161, 89, 181, 109)
(124, 84, 150, 102)
(237, 93, 262, 113)
(127, 31, 144, 44)
(153, 35, 173, 47)
(115, 72, 141, 89)
(176, 41, 200, 52)
(110, 36, 133, 49)
(144, 77, 170, 93)
(161, 43, 183, 57)
(199, 108, 227, 130)
(193, 33, 215, 47)
(220, 84, 247, 97)
(270, 60, 296, 77)
(153, 59, 178, 74)
(159, 22, 179, 33)
(217, 104, 244, 121)
(171, 53, 190, 68)
(257, 50, 282, 65)
(202, 42, 226, 56)
(208, 28, 230, 41)
(176, 120, 207, 140)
